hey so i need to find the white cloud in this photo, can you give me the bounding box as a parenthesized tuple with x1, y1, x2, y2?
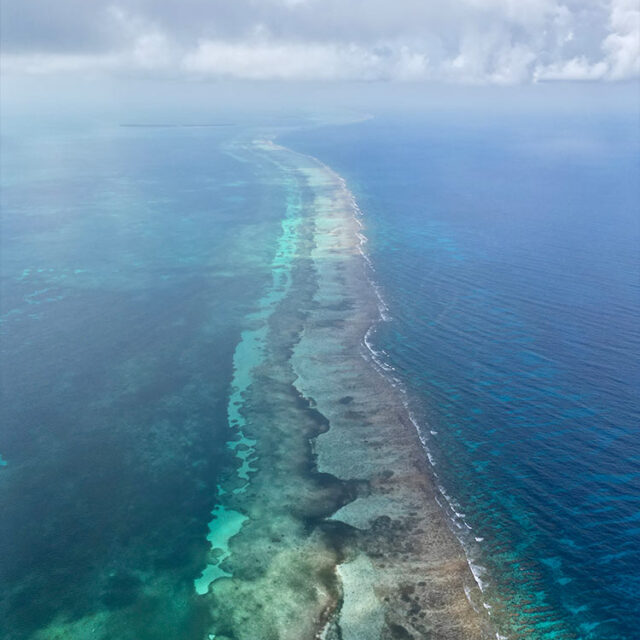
(603, 0, 640, 79)
(184, 41, 373, 80)
(534, 0, 640, 81)
(130, 32, 173, 70)
(183, 39, 430, 81)
(534, 56, 608, 81)
(442, 26, 539, 84)
(1, 0, 638, 83)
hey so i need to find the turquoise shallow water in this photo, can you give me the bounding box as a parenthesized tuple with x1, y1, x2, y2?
(284, 111, 640, 639)
(0, 119, 297, 638)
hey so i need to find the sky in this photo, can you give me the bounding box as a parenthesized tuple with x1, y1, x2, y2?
(1, 0, 639, 85)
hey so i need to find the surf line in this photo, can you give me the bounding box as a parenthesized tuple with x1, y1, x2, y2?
(194, 139, 304, 596)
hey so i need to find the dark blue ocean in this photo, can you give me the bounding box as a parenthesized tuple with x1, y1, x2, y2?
(285, 109, 640, 639)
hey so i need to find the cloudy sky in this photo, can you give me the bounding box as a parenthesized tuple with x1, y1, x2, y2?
(1, 0, 638, 84)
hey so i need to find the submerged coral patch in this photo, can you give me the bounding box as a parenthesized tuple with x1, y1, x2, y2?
(198, 138, 493, 639)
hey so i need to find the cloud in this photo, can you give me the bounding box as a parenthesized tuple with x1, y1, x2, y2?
(603, 0, 640, 79)
(183, 40, 429, 81)
(0, 0, 638, 83)
(534, 56, 608, 81)
(534, 0, 640, 81)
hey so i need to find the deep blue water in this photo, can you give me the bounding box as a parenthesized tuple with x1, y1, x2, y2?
(285, 110, 640, 639)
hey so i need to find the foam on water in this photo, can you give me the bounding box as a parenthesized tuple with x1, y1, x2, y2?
(346, 182, 498, 622)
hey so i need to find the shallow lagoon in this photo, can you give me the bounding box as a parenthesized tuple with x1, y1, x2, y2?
(0, 120, 292, 639)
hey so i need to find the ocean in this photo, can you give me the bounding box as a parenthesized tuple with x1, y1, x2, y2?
(284, 108, 640, 639)
(0, 118, 297, 638)
(1, 103, 638, 639)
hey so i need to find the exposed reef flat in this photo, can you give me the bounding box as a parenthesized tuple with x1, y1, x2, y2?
(201, 138, 493, 639)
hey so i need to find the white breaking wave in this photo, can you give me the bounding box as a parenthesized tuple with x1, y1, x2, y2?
(346, 180, 502, 626)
